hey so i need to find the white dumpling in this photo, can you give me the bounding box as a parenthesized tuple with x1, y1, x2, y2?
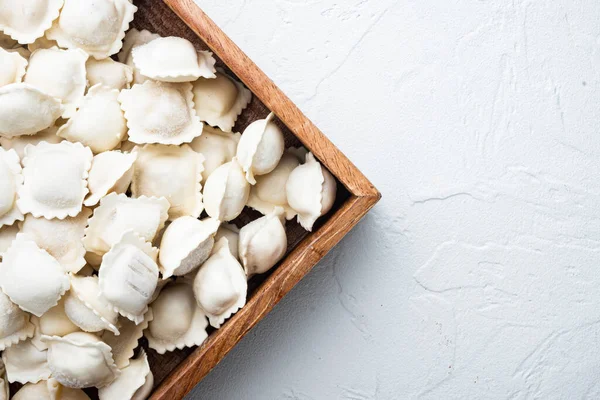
(159, 217, 220, 279)
(46, 0, 137, 59)
(0, 125, 61, 160)
(203, 158, 250, 222)
(131, 144, 204, 220)
(190, 126, 241, 181)
(236, 113, 285, 184)
(2, 338, 51, 384)
(24, 48, 87, 118)
(18, 141, 93, 219)
(12, 379, 90, 400)
(0, 0, 63, 44)
(145, 281, 208, 354)
(86, 58, 133, 90)
(98, 350, 153, 400)
(58, 85, 128, 153)
(119, 80, 203, 145)
(26, 36, 58, 52)
(83, 193, 170, 256)
(84, 150, 137, 207)
(64, 275, 119, 335)
(41, 332, 119, 389)
(0, 290, 34, 351)
(30, 297, 79, 351)
(0, 234, 69, 317)
(98, 231, 159, 324)
(117, 28, 161, 85)
(192, 72, 251, 132)
(132, 36, 216, 82)
(214, 223, 240, 260)
(0, 48, 27, 87)
(20, 208, 91, 273)
(0, 223, 19, 259)
(247, 148, 306, 220)
(0, 83, 62, 138)
(193, 238, 247, 328)
(101, 309, 153, 369)
(286, 152, 337, 231)
(0, 148, 23, 227)
(239, 209, 287, 278)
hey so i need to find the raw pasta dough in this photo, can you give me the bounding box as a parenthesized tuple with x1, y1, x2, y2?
(0, 0, 63, 44)
(0, 148, 23, 227)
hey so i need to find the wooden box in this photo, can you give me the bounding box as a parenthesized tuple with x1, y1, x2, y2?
(131, 1, 380, 398)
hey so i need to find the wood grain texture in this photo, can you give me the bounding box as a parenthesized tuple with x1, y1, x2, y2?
(7, 1, 379, 399)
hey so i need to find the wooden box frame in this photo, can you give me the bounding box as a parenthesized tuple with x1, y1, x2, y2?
(128, 1, 382, 399)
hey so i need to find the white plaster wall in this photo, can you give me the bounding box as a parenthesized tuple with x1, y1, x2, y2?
(189, 1, 600, 398)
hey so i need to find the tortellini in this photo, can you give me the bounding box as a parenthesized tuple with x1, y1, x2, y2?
(193, 238, 247, 328)
(146, 281, 208, 354)
(192, 71, 251, 132)
(236, 113, 285, 184)
(57, 84, 128, 153)
(203, 158, 250, 222)
(24, 48, 88, 118)
(286, 152, 337, 231)
(239, 209, 288, 278)
(0, 0, 63, 44)
(0, 83, 62, 138)
(42, 332, 119, 389)
(0, 234, 69, 317)
(0, 48, 27, 87)
(132, 36, 216, 82)
(46, 0, 137, 59)
(18, 141, 93, 219)
(119, 80, 203, 145)
(158, 216, 220, 279)
(0, 148, 23, 227)
(131, 144, 204, 220)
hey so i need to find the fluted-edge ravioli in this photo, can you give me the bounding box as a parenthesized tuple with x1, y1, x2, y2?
(0, 148, 23, 228)
(18, 141, 93, 220)
(19, 208, 92, 273)
(118, 28, 161, 85)
(41, 332, 119, 389)
(190, 126, 241, 182)
(101, 309, 153, 369)
(46, 0, 137, 60)
(98, 349, 153, 400)
(119, 80, 203, 145)
(98, 231, 159, 324)
(0, 0, 63, 44)
(192, 71, 252, 132)
(2, 338, 51, 384)
(86, 58, 133, 90)
(83, 193, 170, 256)
(84, 150, 137, 207)
(132, 36, 216, 82)
(0, 125, 61, 160)
(24, 48, 88, 118)
(0, 290, 35, 351)
(0, 48, 27, 87)
(193, 238, 247, 328)
(0, 83, 62, 138)
(285, 152, 337, 231)
(0, 234, 69, 317)
(63, 275, 119, 335)
(58, 84, 128, 153)
(145, 280, 208, 354)
(131, 144, 204, 220)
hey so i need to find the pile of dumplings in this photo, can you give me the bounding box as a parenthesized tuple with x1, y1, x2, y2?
(0, 0, 337, 398)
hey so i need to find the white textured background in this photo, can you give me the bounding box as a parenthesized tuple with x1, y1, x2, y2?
(189, 1, 600, 399)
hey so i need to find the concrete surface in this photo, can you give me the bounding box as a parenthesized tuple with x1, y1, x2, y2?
(189, 1, 600, 399)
